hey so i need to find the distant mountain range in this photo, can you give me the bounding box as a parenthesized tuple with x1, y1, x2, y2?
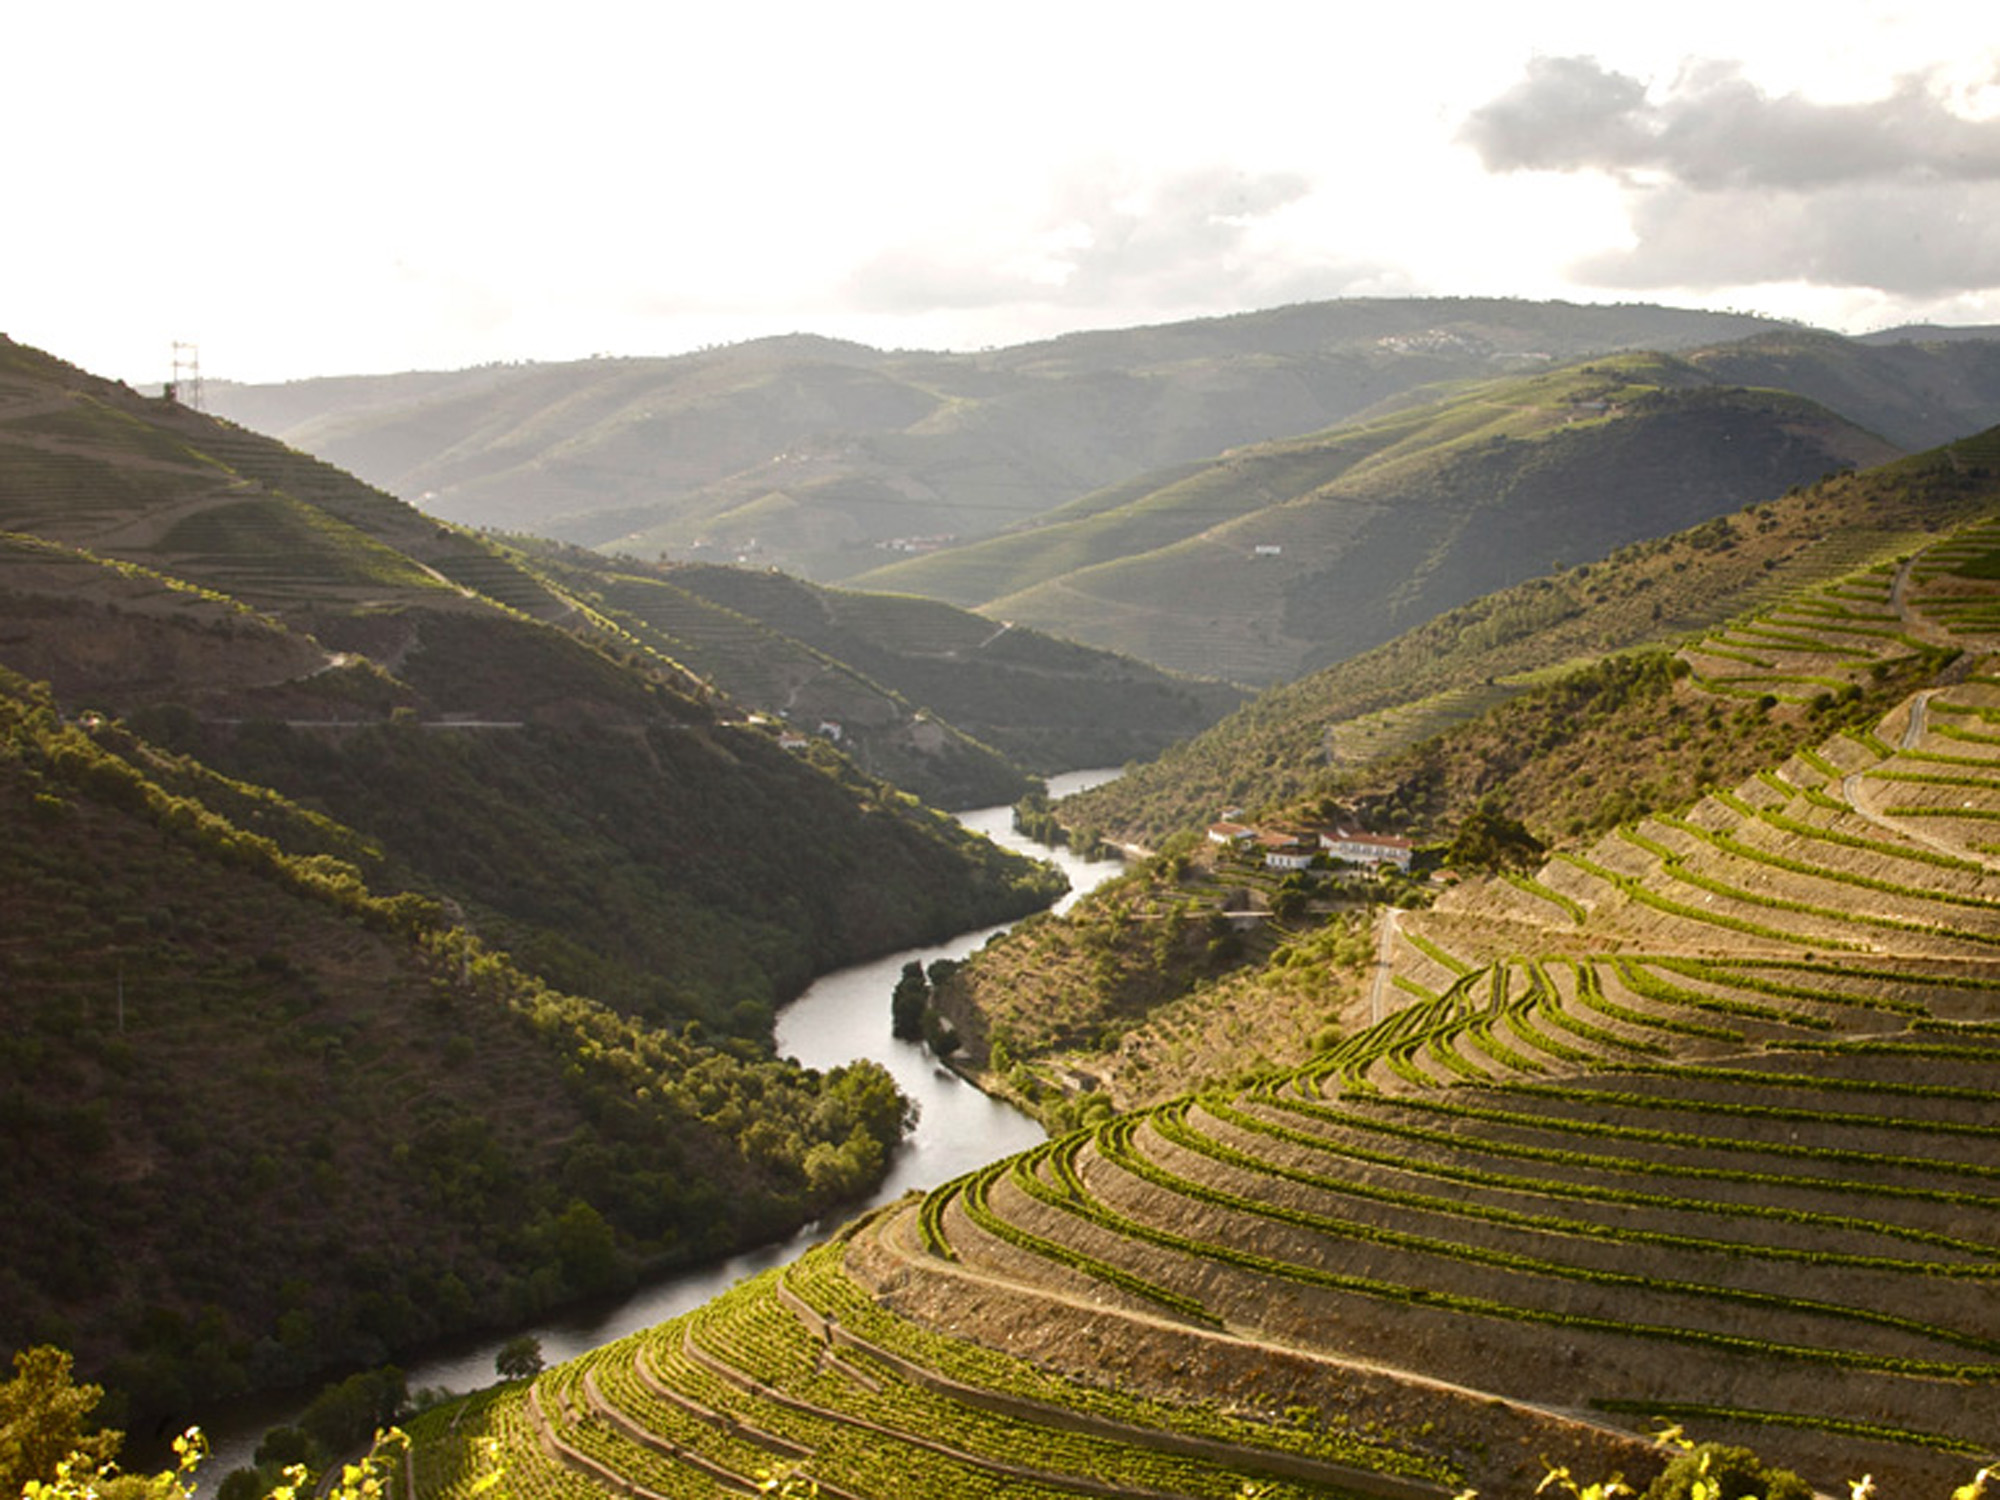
(206, 300, 1798, 576)
(206, 300, 2000, 687)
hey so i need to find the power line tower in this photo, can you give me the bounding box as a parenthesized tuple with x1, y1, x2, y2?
(167, 340, 204, 410)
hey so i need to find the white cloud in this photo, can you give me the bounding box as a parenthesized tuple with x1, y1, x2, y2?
(1575, 180, 2000, 296)
(1463, 54, 2000, 295)
(9, 3, 2000, 380)
(845, 164, 1381, 320)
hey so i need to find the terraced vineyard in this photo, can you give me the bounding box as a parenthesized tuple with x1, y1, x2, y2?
(0, 348, 575, 625)
(413, 524, 2000, 1498)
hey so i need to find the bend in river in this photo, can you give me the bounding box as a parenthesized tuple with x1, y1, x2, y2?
(193, 770, 1123, 1481)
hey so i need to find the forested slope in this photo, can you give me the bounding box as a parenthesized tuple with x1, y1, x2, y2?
(0, 336, 1064, 1422)
(1068, 430, 2000, 847)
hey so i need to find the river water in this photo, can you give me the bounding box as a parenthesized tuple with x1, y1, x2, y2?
(193, 769, 1122, 1479)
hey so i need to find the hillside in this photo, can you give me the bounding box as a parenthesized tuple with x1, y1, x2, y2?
(203, 300, 1798, 581)
(0, 335, 1066, 1025)
(407, 498, 2000, 1500)
(499, 543, 1246, 802)
(0, 668, 912, 1424)
(0, 336, 1067, 1418)
(1068, 428, 2000, 847)
(1686, 326, 2000, 450)
(851, 354, 1899, 684)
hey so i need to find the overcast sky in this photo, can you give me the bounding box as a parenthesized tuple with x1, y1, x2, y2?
(7, 1, 1998, 385)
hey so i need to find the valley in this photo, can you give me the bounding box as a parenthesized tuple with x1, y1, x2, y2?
(404, 495, 2000, 1498)
(7, 302, 2000, 1499)
(189, 775, 1125, 1484)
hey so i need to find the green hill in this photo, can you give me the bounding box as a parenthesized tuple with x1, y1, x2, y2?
(851, 355, 1899, 684)
(1687, 326, 2000, 450)
(1066, 429, 2000, 848)
(0, 336, 1067, 1421)
(0, 667, 919, 1424)
(627, 559, 1246, 774)
(0, 336, 1065, 1025)
(411, 482, 2000, 1500)
(480, 544, 1245, 807)
(205, 301, 1804, 582)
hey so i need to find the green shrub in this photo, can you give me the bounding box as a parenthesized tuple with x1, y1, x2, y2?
(1642, 1442, 1811, 1500)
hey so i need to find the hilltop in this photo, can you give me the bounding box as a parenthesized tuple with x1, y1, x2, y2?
(852, 353, 1897, 684)
(205, 300, 1802, 581)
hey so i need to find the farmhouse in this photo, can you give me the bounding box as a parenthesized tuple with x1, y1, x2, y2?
(1254, 830, 1317, 871)
(1212, 809, 1414, 872)
(1321, 822, 1414, 870)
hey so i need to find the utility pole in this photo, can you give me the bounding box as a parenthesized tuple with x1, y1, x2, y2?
(169, 341, 204, 411)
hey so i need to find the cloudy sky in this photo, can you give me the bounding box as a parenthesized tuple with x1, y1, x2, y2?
(7, 1, 1998, 385)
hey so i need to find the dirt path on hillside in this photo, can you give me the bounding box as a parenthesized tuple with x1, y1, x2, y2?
(1836, 689, 2000, 872)
(1885, 551, 1959, 648)
(1369, 907, 1402, 1027)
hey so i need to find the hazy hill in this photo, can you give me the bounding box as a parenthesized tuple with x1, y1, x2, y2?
(1068, 428, 2000, 847)
(855, 354, 1897, 683)
(0, 335, 1069, 1416)
(204, 300, 1797, 580)
(499, 543, 1246, 804)
(1685, 326, 2000, 450)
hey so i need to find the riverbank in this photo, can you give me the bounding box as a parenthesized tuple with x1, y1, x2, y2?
(186, 771, 1125, 1487)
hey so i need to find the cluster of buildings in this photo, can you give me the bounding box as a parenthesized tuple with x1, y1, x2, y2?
(1206, 814, 1414, 873)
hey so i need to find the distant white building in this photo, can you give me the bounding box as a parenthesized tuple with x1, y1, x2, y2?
(1320, 823, 1413, 871)
(1255, 830, 1317, 871)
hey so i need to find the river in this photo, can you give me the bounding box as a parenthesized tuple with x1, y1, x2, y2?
(192, 768, 1123, 1481)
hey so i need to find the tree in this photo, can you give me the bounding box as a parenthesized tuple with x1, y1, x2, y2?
(493, 1336, 543, 1382)
(890, 961, 928, 1041)
(545, 1200, 622, 1297)
(1269, 874, 1313, 922)
(1444, 796, 1544, 873)
(0, 1348, 120, 1498)
(297, 1368, 406, 1459)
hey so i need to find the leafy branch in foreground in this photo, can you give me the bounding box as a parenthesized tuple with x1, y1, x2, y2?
(1523, 1423, 1997, 1500)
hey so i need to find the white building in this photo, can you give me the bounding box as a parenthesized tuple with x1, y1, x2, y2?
(1319, 823, 1413, 870)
